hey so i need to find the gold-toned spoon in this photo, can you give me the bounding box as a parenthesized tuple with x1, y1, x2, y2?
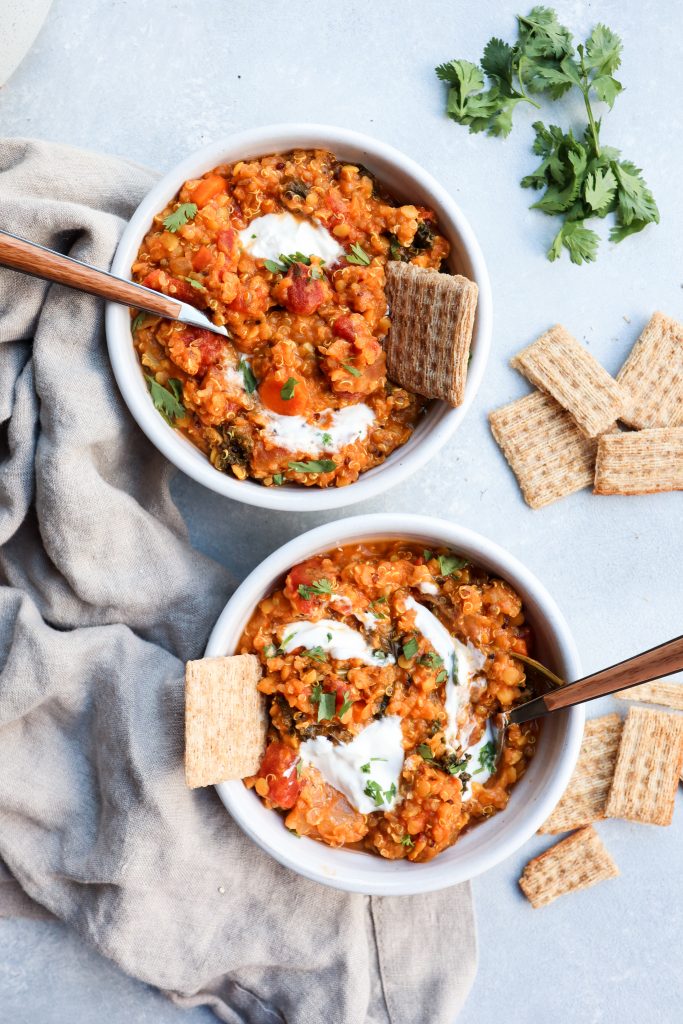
(494, 634, 683, 766)
(0, 231, 228, 337)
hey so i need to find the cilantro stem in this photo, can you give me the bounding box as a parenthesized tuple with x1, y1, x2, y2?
(516, 56, 541, 109)
(578, 47, 601, 157)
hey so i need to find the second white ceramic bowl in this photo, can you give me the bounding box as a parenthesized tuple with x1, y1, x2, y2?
(105, 124, 492, 511)
(206, 514, 584, 895)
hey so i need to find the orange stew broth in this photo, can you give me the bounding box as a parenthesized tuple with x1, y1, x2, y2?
(239, 541, 539, 863)
(131, 150, 451, 488)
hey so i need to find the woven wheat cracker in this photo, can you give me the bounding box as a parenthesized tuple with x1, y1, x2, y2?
(539, 715, 623, 834)
(489, 390, 597, 508)
(617, 312, 683, 428)
(519, 826, 618, 908)
(385, 262, 478, 406)
(594, 427, 683, 495)
(511, 324, 626, 438)
(616, 679, 683, 711)
(605, 707, 683, 825)
(185, 654, 267, 788)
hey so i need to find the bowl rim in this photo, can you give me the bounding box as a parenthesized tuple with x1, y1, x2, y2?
(206, 513, 585, 895)
(105, 122, 493, 511)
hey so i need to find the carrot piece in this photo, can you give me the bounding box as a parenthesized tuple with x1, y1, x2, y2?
(192, 245, 213, 271)
(191, 175, 227, 207)
(259, 373, 309, 416)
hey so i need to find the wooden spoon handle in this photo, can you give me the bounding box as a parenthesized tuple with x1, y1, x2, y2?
(545, 634, 683, 712)
(0, 231, 181, 319)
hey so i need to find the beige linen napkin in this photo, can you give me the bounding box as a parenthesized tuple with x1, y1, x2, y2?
(0, 137, 477, 1023)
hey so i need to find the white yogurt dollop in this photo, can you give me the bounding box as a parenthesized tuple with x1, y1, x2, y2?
(262, 403, 374, 455)
(300, 716, 404, 813)
(239, 211, 345, 265)
(403, 596, 486, 750)
(279, 619, 394, 667)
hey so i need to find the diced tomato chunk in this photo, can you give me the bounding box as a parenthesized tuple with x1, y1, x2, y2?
(285, 559, 329, 614)
(332, 315, 356, 343)
(256, 742, 301, 809)
(192, 245, 213, 272)
(277, 264, 326, 316)
(216, 228, 240, 268)
(142, 269, 204, 308)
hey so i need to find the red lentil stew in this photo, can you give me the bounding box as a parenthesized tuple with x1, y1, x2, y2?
(239, 540, 540, 862)
(131, 149, 453, 488)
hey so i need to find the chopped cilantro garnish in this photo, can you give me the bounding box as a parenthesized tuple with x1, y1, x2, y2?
(263, 643, 277, 659)
(297, 578, 334, 600)
(280, 377, 298, 400)
(316, 691, 336, 722)
(305, 646, 328, 662)
(320, 431, 333, 446)
(402, 636, 419, 660)
(183, 276, 206, 291)
(145, 376, 185, 425)
(131, 312, 148, 333)
(264, 259, 284, 274)
(400, 834, 415, 848)
(342, 362, 362, 377)
(338, 695, 354, 718)
(272, 473, 284, 486)
(423, 549, 433, 561)
(296, 759, 303, 778)
(310, 682, 323, 704)
(346, 242, 371, 265)
(473, 740, 497, 775)
(360, 762, 371, 774)
(288, 459, 336, 474)
(436, 669, 448, 684)
(418, 743, 435, 763)
(438, 554, 468, 578)
(238, 358, 257, 393)
(163, 202, 197, 233)
(420, 652, 444, 669)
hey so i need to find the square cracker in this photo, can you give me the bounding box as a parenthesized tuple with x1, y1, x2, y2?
(605, 706, 683, 826)
(616, 679, 683, 712)
(384, 261, 478, 406)
(539, 714, 623, 834)
(511, 324, 627, 438)
(594, 427, 683, 495)
(185, 654, 267, 788)
(489, 390, 597, 509)
(519, 826, 618, 908)
(617, 312, 683, 429)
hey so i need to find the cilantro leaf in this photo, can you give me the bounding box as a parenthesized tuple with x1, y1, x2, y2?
(288, 459, 336, 474)
(364, 780, 385, 807)
(473, 740, 498, 775)
(584, 166, 617, 215)
(316, 691, 336, 722)
(272, 473, 284, 485)
(584, 23, 622, 76)
(400, 834, 415, 848)
(238, 359, 257, 394)
(517, 7, 574, 59)
(145, 376, 185, 424)
(163, 203, 197, 233)
(438, 554, 468, 577)
(342, 362, 362, 378)
(613, 161, 660, 227)
(548, 220, 599, 264)
(131, 312, 148, 333)
(264, 259, 285, 274)
(592, 74, 622, 109)
(345, 243, 371, 266)
(402, 636, 419, 660)
(338, 695, 354, 718)
(481, 37, 516, 91)
(297, 578, 334, 600)
(280, 377, 298, 400)
(304, 646, 328, 662)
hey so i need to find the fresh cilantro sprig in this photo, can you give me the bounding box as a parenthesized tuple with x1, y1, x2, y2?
(162, 203, 197, 233)
(288, 459, 336, 474)
(436, 8, 659, 263)
(145, 376, 185, 424)
(297, 578, 334, 600)
(473, 740, 497, 775)
(345, 243, 371, 266)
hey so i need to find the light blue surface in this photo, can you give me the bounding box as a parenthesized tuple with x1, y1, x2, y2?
(1, 0, 682, 1021)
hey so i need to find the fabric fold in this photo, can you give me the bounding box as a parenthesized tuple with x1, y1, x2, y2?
(0, 137, 477, 1023)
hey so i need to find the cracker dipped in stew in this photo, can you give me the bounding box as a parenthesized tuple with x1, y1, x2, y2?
(239, 541, 539, 862)
(131, 149, 453, 488)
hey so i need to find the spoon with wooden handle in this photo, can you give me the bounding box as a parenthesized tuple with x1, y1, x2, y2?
(509, 633, 683, 724)
(0, 230, 228, 337)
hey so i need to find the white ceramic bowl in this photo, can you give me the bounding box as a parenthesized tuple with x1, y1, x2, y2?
(207, 514, 584, 895)
(106, 124, 492, 511)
